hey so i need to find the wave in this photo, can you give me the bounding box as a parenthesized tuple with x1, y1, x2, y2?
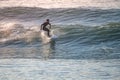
(0, 22, 120, 45)
(0, 6, 120, 59)
(56, 22, 120, 59)
(0, 22, 120, 59)
(0, 22, 62, 46)
(60, 22, 120, 44)
(0, 7, 120, 25)
(0, 0, 120, 9)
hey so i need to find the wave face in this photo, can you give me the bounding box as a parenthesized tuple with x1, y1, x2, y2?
(0, 22, 120, 59)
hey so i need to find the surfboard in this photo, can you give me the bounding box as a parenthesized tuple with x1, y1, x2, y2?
(40, 30, 57, 43)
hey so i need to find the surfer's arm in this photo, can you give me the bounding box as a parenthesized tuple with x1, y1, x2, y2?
(40, 24, 43, 30)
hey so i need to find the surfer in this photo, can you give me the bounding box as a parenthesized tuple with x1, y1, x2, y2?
(41, 19, 51, 37)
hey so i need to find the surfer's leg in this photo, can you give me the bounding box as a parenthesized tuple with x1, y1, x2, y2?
(47, 29, 50, 37)
(43, 28, 50, 37)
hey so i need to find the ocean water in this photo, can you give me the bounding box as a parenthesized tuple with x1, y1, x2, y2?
(0, 0, 120, 80)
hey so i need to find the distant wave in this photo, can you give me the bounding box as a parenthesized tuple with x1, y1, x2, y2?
(0, 7, 120, 25)
(0, 0, 120, 9)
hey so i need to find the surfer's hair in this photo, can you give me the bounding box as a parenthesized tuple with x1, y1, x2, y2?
(46, 19, 49, 21)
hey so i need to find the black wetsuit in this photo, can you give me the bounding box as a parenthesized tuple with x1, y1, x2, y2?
(41, 21, 51, 37)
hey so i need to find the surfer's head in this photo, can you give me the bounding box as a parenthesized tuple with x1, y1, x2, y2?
(46, 19, 50, 22)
